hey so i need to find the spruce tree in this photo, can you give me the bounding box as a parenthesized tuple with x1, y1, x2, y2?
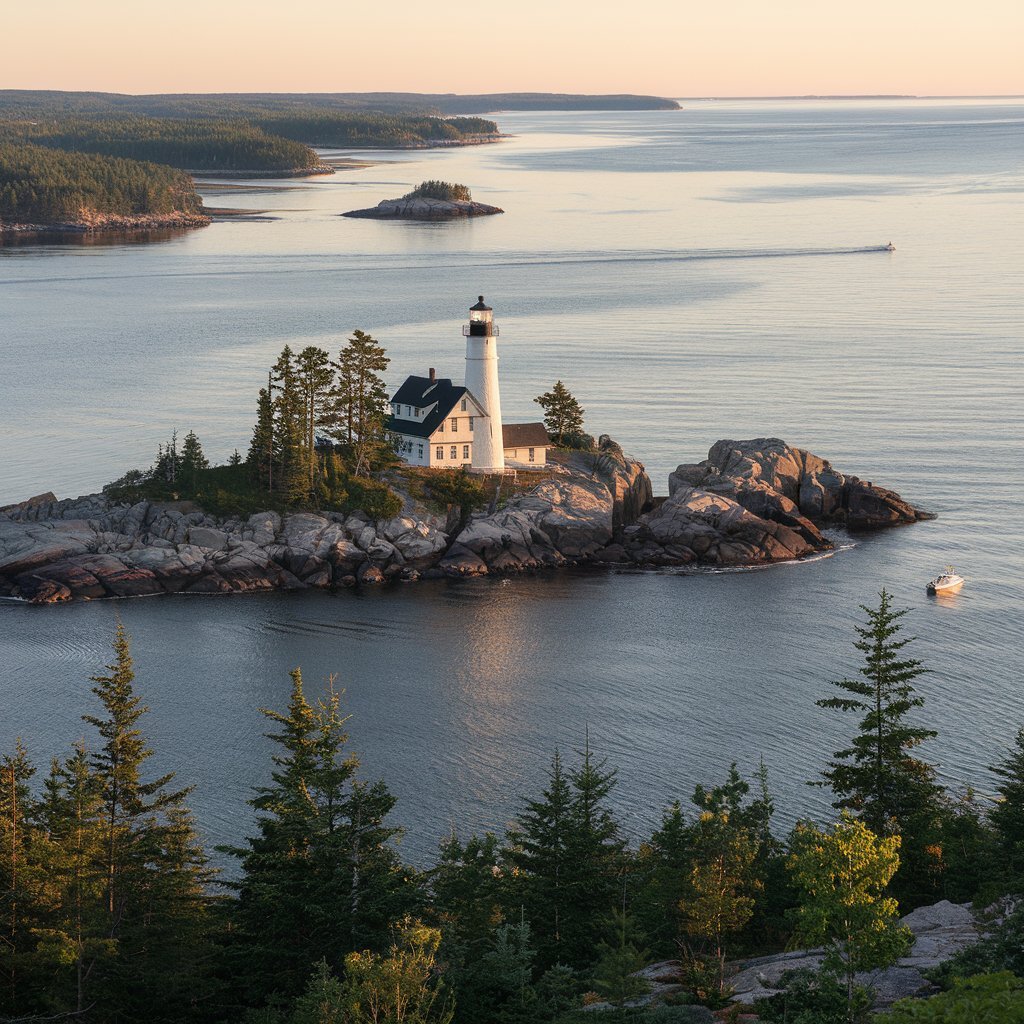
(229, 671, 414, 1005)
(179, 430, 209, 493)
(272, 346, 312, 503)
(330, 330, 393, 476)
(533, 381, 585, 446)
(0, 741, 49, 1016)
(817, 590, 942, 899)
(295, 346, 335, 494)
(249, 374, 277, 492)
(82, 623, 214, 1021)
(990, 728, 1024, 891)
(504, 751, 573, 969)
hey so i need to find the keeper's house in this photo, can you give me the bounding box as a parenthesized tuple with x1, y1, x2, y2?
(389, 370, 551, 470)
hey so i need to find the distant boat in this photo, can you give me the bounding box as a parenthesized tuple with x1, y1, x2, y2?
(927, 567, 964, 595)
(885, 241, 896, 251)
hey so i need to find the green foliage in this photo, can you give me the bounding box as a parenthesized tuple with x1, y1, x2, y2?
(817, 590, 943, 903)
(341, 918, 455, 1024)
(788, 813, 911, 1020)
(931, 901, 1024, 984)
(330, 330, 394, 477)
(0, 141, 203, 224)
(592, 911, 650, 1006)
(226, 670, 416, 1004)
(755, 968, 873, 1024)
(989, 728, 1024, 891)
(423, 468, 488, 521)
(0, 116, 321, 172)
(534, 381, 586, 447)
(404, 180, 473, 201)
(884, 972, 1024, 1023)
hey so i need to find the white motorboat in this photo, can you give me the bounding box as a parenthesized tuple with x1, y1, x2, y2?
(927, 567, 965, 595)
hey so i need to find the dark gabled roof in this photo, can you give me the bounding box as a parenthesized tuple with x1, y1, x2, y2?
(502, 422, 551, 449)
(390, 375, 466, 439)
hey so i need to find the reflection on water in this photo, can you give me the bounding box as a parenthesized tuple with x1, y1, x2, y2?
(2, 100, 1023, 866)
(0, 226, 201, 250)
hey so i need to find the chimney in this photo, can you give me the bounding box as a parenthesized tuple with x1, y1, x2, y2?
(429, 367, 436, 382)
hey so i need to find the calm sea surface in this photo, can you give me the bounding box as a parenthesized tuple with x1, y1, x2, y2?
(2, 100, 1023, 864)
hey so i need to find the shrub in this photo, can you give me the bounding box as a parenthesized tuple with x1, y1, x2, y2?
(755, 968, 873, 1024)
(884, 972, 1024, 1022)
(403, 179, 472, 202)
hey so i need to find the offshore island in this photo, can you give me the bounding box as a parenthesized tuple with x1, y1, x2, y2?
(0, 297, 932, 603)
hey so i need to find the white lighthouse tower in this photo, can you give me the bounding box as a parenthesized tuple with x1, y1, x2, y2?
(464, 295, 505, 472)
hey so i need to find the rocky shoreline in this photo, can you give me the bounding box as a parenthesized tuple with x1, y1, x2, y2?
(0, 211, 211, 234)
(0, 438, 933, 604)
(342, 196, 504, 220)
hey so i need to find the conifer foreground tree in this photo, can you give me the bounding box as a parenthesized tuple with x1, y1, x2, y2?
(990, 728, 1024, 892)
(330, 330, 393, 476)
(228, 670, 415, 1006)
(817, 590, 942, 899)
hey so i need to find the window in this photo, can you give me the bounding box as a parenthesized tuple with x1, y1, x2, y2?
(509, 449, 517, 459)
(468, 416, 474, 431)
(417, 444, 424, 459)
(450, 417, 458, 432)
(463, 445, 469, 460)
(405, 405, 411, 416)
(529, 447, 536, 463)
(461, 398, 467, 411)
(414, 407, 421, 417)
(436, 446, 444, 460)
(450, 446, 457, 460)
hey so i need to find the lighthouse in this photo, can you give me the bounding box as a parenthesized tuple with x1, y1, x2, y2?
(463, 296, 505, 472)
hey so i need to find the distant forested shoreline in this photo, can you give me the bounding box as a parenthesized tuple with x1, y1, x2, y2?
(0, 143, 208, 230)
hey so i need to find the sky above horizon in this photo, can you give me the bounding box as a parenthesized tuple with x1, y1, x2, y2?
(5, 0, 1022, 97)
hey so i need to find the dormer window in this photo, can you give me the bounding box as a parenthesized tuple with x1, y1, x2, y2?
(414, 407, 421, 417)
(461, 399, 468, 411)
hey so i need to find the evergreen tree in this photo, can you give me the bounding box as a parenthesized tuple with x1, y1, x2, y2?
(591, 909, 650, 1007)
(81, 623, 214, 1021)
(533, 381, 585, 446)
(295, 346, 335, 494)
(330, 330, 393, 476)
(249, 374, 277, 492)
(179, 430, 209, 492)
(817, 590, 942, 899)
(504, 752, 573, 969)
(788, 813, 912, 1022)
(0, 741, 49, 1016)
(229, 671, 414, 1006)
(990, 728, 1024, 891)
(272, 346, 312, 503)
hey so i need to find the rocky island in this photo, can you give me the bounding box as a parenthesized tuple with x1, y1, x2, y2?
(0, 438, 933, 603)
(343, 179, 503, 221)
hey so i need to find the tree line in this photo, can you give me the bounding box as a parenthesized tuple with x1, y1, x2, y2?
(4, 593, 1024, 1022)
(0, 142, 203, 224)
(0, 117, 322, 173)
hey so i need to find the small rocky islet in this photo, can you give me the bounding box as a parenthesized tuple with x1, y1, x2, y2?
(0, 437, 933, 604)
(342, 179, 503, 221)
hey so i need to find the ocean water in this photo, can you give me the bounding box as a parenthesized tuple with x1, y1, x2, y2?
(2, 99, 1023, 864)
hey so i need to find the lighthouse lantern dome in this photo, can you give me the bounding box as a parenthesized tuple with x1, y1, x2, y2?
(465, 295, 497, 337)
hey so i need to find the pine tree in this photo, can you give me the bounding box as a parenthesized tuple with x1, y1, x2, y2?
(990, 728, 1024, 891)
(504, 751, 573, 969)
(249, 374, 277, 492)
(179, 430, 209, 493)
(534, 381, 585, 446)
(633, 801, 695, 956)
(82, 623, 214, 1020)
(0, 741, 49, 1016)
(330, 330, 393, 476)
(818, 591, 939, 830)
(229, 671, 414, 1005)
(295, 346, 335, 495)
(272, 346, 312, 503)
(591, 908, 650, 1007)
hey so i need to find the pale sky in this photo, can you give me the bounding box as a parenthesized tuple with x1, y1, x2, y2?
(5, 0, 1022, 97)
